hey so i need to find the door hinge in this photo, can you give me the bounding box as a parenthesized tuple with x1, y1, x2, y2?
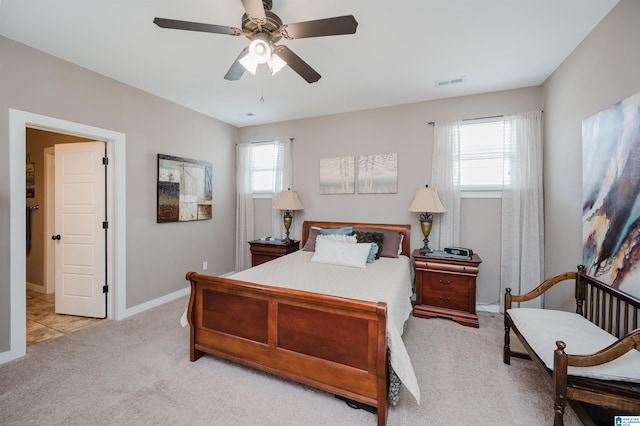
(103, 221, 108, 229)
(102, 156, 108, 165)
(103, 284, 109, 293)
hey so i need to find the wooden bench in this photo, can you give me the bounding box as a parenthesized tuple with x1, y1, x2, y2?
(503, 266, 640, 425)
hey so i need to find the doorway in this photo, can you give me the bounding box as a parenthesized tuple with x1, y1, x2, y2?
(25, 132, 107, 345)
(3, 109, 127, 364)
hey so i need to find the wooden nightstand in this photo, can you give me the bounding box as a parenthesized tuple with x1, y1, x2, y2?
(412, 250, 482, 328)
(249, 239, 300, 267)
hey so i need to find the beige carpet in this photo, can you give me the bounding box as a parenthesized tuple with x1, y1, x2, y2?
(0, 297, 582, 425)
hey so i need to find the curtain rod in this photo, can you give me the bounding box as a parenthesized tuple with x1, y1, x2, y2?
(428, 114, 503, 126)
(236, 137, 294, 145)
(428, 111, 543, 125)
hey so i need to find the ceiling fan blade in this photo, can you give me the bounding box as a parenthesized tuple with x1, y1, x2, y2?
(274, 45, 321, 83)
(224, 48, 249, 81)
(282, 15, 358, 39)
(241, 0, 266, 21)
(153, 17, 240, 36)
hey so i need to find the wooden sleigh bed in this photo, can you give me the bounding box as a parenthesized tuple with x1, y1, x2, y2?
(185, 221, 413, 426)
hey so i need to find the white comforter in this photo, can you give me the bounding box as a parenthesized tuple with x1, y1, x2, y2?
(230, 250, 420, 404)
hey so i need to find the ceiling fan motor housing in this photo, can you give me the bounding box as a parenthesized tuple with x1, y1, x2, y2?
(241, 10, 283, 43)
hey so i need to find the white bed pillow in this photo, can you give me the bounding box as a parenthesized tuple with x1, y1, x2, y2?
(311, 238, 371, 268)
(316, 233, 357, 244)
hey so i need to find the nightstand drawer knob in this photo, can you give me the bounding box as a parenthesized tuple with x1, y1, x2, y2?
(438, 296, 451, 303)
(438, 279, 451, 286)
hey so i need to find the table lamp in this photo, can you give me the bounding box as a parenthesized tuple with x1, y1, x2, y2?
(408, 185, 446, 253)
(274, 188, 304, 242)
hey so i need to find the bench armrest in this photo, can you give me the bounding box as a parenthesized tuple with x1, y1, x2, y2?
(505, 271, 578, 310)
(558, 328, 640, 367)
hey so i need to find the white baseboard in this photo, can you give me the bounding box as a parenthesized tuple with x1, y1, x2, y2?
(120, 286, 190, 320)
(119, 270, 236, 320)
(26, 282, 45, 293)
(0, 346, 25, 365)
(476, 303, 501, 313)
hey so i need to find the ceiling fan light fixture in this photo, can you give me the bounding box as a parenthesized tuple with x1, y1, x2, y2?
(239, 53, 259, 74)
(269, 53, 287, 75)
(248, 37, 271, 64)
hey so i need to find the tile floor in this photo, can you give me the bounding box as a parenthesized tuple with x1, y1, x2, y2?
(26, 289, 102, 346)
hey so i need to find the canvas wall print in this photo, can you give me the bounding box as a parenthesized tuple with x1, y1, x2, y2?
(582, 91, 640, 297)
(157, 154, 212, 223)
(320, 156, 355, 194)
(357, 153, 398, 194)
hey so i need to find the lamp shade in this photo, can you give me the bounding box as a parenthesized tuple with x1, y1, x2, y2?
(239, 53, 259, 75)
(248, 37, 271, 64)
(269, 53, 287, 75)
(408, 187, 446, 213)
(274, 190, 304, 211)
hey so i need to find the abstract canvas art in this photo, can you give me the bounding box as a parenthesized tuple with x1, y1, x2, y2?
(319, 156, 355, 194)
(582, 91, 640, 297)
(157, 154, 212, 223)
(357, 153, 398, 194)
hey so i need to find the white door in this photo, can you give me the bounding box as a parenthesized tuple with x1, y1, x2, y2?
(54, 142, 106, 318)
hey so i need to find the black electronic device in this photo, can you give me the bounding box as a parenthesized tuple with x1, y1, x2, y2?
(444, 246, 473, 257)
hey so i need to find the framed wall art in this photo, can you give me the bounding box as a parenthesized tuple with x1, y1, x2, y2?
(26, 155, 35, 198)
(157, 154, 212, 223)
(319, 156, 355, 194)
(357, 153, 398, 194)
(582, 91, 640, 297)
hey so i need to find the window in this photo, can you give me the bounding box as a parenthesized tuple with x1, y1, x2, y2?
(459, 118, 510, 192)
(251, 142, 276, 194)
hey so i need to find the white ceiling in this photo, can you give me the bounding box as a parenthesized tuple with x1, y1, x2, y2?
(0, 0, 619, 128)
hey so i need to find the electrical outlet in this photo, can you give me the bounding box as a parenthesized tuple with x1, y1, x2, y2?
(202, 261, 208, 270)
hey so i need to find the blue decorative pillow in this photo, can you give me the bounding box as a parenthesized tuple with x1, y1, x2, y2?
(366, 243, 379, 263)
(319, 226, 353, 235)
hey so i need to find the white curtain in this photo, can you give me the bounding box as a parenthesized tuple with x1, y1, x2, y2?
(430, 121, 462, 250)
(271, 139, 293, 240)
(500, 111, 544, 310)
(235, 143, 254, 272)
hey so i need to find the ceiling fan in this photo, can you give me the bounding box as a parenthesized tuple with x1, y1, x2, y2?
(153, 0, 358, 83)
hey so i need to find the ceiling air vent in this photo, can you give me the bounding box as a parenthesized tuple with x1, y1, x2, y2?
(435, 76, 465, 87)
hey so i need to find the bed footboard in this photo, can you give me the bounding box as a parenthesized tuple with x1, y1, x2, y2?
(186, 272, 389, 426)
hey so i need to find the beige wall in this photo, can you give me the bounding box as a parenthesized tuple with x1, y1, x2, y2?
(0, 36, 238, 352)
(542, 0, 640, 310)
(238, 87, 543, 307)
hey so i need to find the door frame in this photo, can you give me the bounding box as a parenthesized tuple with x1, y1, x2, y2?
(5, 109, 126, 363)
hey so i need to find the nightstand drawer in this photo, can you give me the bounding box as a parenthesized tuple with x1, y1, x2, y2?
(423, 291, 469, 311)
(423, 272, 469, 294)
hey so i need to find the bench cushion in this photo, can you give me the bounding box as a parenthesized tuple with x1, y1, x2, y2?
(508, 308, 640, 383)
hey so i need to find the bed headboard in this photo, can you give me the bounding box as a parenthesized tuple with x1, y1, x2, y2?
(301, 221, 411, 257)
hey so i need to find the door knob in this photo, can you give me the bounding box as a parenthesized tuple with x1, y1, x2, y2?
(51, 234, 61, 240)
